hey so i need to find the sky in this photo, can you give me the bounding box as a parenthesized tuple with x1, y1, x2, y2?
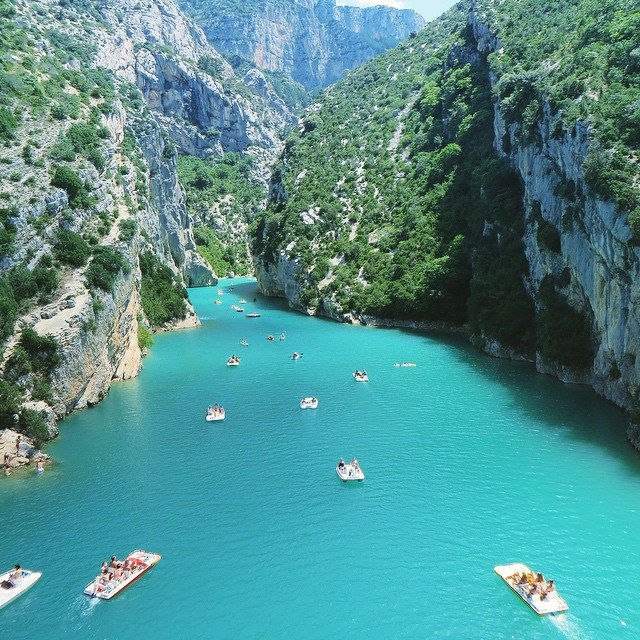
(336, 0, 459, 22)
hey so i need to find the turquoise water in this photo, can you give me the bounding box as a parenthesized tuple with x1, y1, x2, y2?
(1, 278, 639, 639)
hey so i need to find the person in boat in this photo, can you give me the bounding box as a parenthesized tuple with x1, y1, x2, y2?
(338, 458, 345, 470)
(267, 335, 274, 341)
(350, 457, 359, 469)
(108, 555, 119, 575)
(540, 579, 555, 600)
(8, 565, 22, 587)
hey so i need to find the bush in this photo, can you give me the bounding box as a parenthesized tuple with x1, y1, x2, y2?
(0, 379, 22, 427)
(0, 277, 17, 338)
(139, 251, 187, 326)
(18, 408, 49, 448)
(137, 323, 153, 350)
(118, 219, 137, 242)
(19, 327, 61, 375)
(50, 165, 92, 209)
(0, 106, 18, 140)
(85, 245, 129, 292)
(53, 229, 91, 267)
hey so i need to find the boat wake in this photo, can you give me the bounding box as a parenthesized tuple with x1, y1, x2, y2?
(80, 595, 100, 616)
(549, 614, 592, 640)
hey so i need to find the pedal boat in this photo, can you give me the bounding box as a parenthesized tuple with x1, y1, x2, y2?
(84, 550, 161, 600)
(0, 568, 41, 609)
(205, 406, 225, 421)
(226, 357, 240, 366)
(300, 397, 318, 409)
(246, 312, 261, 318)
(494, 563, 568, 615)
(336, 459, 364, 481)
(353, 371, 369, 382)
(217, 289, 223, 295)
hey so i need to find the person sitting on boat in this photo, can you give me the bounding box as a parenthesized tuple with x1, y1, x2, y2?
(6, 565, 22, 587)
(350, 457, 359, 469)
(108, 556, 119, 575)
(338, 458, 345, 469)
(540, 579, 555, 600)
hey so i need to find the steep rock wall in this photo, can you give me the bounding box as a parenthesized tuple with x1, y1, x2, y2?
(178, 0, 425, 91)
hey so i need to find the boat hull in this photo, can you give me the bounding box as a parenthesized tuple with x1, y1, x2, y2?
(300, 398, 318, 409)
(494, 563, 568, 615)
(205, 409, 225, 421)
(0, 569, 41, 609)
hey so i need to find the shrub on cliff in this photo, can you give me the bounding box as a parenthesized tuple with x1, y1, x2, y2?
(85, 246, 129, 292)
(0, 379, 22, 427)
(139, 251, 187, 327)
(50, 165, 93, 209)
(18, 408, 49, 448)
(54, 229, 91, 267)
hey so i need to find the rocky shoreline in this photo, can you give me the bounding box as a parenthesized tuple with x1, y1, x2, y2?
(0, 429, 49, 476)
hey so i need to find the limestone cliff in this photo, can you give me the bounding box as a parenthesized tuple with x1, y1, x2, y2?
(0, 0, 286, 439)
(178, 0, 425, 91)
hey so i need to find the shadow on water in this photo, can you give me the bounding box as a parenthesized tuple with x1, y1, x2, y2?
(406, 327, 640, 474)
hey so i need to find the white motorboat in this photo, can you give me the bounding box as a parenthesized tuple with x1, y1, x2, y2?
(0, 567, 41, 609)
(290, 352, 303, 360)
(235, 307, 245, 313)
(226, 356, 240, 366)
(279, 332, 286, 340)
(494, 563, 568, 615)
(336, 457, 365, 481)
(300, 397, 318, 409)
(246, 313, 261, 318)
(84, 550, 161, 600)
(353, 370, 369, 382)
(205, 405, 225, 421)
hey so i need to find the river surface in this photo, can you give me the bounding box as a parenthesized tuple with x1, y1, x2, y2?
(0, 278, 638, 639)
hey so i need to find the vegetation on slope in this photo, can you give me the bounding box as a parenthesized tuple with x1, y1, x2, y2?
(252, 5, 536, 354)
(253, 0, 640, 367)
(177, 153, 265, 276)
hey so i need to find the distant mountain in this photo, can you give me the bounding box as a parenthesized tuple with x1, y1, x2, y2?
(177, 0, 426, 91)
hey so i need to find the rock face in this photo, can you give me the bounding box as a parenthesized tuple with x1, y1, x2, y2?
(178, 0, 425, 91)
(466, 4, 640, 412)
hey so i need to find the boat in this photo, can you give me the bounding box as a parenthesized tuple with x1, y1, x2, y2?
(226, 356, 240, 366)
(205, 405, 225, 421)
(246, 313, 261, 318)
(217, 289, 223, 295)
(83, 550, 161, 600)
(267, 334, 274, 341)
(279, 332, 286, 340)
(353, 370, 369, 382)
(494, 563, 568, 615)
(235, 307, 245, 313)
(0, 566, 41, 609)
(240, 339, 249, 346)
(214, 300, 222, 305)
(300, 397, 318, 409)
(230, 304, 240, 311)
(336, 457, 365, 482)
(239, 299, 247, 304)
(290, 352, 303, 360)
(394, 362, 417, 367)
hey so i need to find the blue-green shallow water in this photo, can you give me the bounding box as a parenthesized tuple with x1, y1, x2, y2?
(1, 278, 639, 639)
